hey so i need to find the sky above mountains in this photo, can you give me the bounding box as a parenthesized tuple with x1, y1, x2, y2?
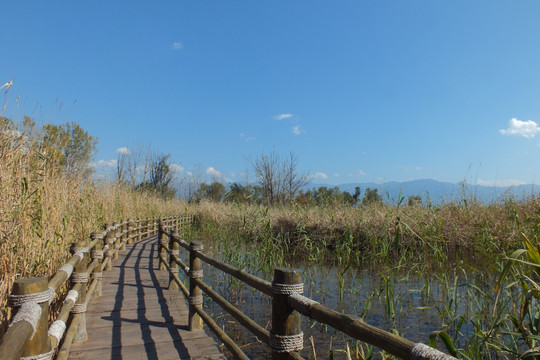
(2, 1, 540, 186)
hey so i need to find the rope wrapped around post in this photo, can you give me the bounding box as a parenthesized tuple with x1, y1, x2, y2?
(271, 268, 303, 359)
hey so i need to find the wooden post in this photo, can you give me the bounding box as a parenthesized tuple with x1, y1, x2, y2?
(90, 232, 104, 297)
(271, 268, 303, 360)
(136, 219, 141, 242)
(8, 277, 50, 359)
(158, 220, 167, 270)
(169, 231, 180, 291)
(120, 221, 127, 251)
(72, 241, 89, 343)
(111, 223, 119, 259)
(104, 224, 114, 271)
(188, 240, 204, 330)
(127, 219, 133, 245)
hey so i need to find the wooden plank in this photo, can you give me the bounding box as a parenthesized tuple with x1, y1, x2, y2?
(68, 237, 226, 360)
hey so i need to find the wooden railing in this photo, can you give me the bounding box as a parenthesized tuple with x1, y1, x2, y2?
(158, 220, 458, 360)
(0, 215, 190, 360)
(0, 215, 456, 360)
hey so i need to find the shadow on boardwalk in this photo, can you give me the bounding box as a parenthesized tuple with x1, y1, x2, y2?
(68, 236, 226, 360)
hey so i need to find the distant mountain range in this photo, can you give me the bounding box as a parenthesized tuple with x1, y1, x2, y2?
(307, 179, 540, 204)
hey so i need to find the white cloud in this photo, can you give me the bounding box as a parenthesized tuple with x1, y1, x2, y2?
(292, 125, 304, 135)
(274, 113, 294, 120)
(240, 132, 255, 142)
(206, 167, 223, 178)
(170, 163, 183, 173)
(93, 159, 117, 168)
(313, 172, 328, 180)
(172, 42, 183, 50)
(116, 147, 130, 155)
(499, 118, 540, 138)
(358, 170, 366, 176)
(334, 173, 340, 177)
(477, 179, 527, 187)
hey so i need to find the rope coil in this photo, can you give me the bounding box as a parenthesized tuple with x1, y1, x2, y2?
(48, 319, 66, 342)
(9, 287, 55, 307)
(271, 282, 304, 295)
(71, 246, 90, 254)
(91, 272, 103, 280)
(189, 295, 203, 305)
(59, 264, 74, 278)
(9, 302, 42, 339)
(171, 250, 180, 256)
(189, 270, 203, 279)
(71, 303, 87, 314)
(190, 243, 204, 251)
(71, 272, 88, 283)
(160, 238, 169, 246)
(20, 349, 55, 360)
(91, 250, 104, 260)
(64, 290, 79, 304)
(411, 343, 457, 360)
(270, 332, 304, 353)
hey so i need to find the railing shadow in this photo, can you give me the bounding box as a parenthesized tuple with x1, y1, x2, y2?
(103, 236, 191, 359)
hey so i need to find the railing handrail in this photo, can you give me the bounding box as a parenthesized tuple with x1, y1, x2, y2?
(0, 215, 189, 360)
(159, 220, 457, 360)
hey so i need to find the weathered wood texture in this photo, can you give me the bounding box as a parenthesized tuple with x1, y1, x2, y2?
(67, 236, 226, 360)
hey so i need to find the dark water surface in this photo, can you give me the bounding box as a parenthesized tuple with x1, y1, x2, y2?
(185, 240, 493, 359)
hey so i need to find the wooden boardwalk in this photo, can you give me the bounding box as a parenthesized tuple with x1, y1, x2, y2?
(68, 236, 226, 360)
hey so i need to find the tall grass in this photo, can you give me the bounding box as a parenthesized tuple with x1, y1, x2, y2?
(192, 198, 539, 268)
(0, 119, 188, 333)
(190, 199, 540, 359)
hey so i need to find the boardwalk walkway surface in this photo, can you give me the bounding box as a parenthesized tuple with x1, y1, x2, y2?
(68, 236, 226, 360)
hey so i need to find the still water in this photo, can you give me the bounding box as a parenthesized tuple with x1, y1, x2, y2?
(182, 240, 493, 359)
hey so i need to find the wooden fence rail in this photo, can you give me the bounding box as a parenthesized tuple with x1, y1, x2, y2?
(160, 224, 457, 360)
(0, 215, 456, 360)
(0, 215, 182, 360)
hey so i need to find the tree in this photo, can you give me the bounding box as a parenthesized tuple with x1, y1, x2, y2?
(41, 121, 97, 176)
(252, 151, 310, 205)
(224, 183, 252, 203)
(362, 188, 382, 206)
(197, 181, 226, 202)
(138, 153, 176, 198)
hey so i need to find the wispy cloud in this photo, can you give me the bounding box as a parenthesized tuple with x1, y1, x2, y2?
(172, 42, 183, 50)
(477, 178, 527, 187)
(274, 113, 294, 120)
(240, 132, 255, 142)
(116, 147, 130, 155)
(313, 172, 328, 180)
(292, 125, 304, 135)
(499, 118, 540, 138)
(206, 166, 223, 178)
(358, 170, 366, 176)
(170, 163, 183, 173)
(93, 159, 117, 168)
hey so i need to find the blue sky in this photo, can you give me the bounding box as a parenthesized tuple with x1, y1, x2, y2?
(2, 1, 540, 187)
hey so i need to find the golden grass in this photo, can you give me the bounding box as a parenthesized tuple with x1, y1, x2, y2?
(192, 197, 540, 260)
(0, 123, 188, 332)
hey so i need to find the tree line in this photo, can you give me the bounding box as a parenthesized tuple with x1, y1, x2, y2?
(2, 117, 423, 206)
